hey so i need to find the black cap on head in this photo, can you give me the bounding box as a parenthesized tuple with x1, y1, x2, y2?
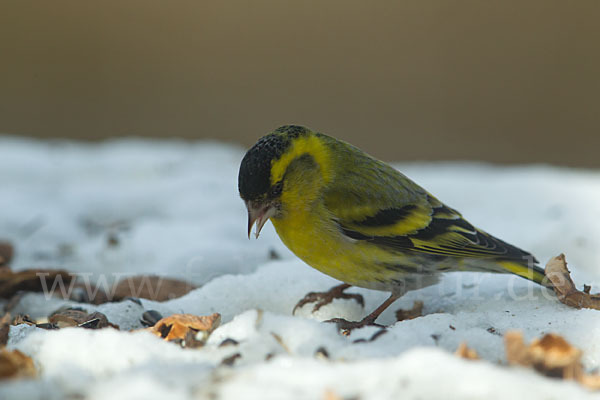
(238, 125, 310, 201)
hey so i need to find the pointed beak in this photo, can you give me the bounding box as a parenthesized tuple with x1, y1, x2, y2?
(246, 201, 275, 239)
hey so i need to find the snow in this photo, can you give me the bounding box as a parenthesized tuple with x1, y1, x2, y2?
(1, 136, 600, 399)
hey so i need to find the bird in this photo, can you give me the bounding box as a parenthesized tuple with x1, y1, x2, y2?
(238, 125, 549, 330)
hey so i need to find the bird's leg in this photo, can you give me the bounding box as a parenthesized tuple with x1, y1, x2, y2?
(293, 283, 365, 314)
(326, 293, 400, 331)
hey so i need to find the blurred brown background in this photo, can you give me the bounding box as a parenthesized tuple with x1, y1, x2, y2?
(1, 1, 598, 166)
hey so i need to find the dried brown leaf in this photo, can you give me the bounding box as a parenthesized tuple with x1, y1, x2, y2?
(48, 308, 89, 327)
(504, 331, 600, 390)
(86, 276, 197, 304)
(580, 374, 600, 390)
(395, 301, 424, 322)
(0, 269, 72, 299)
(11, 314, 35, 326)
(504, 331, 532, 366)
(0, 349, 36, 380)
(529, 334, 582, 374)
(149, 313, 221, 342)
(47, 308, 114, 329)
(545, 254, 600, 310)
(455, 342, 479, 360)
(114, 276, 196, 302)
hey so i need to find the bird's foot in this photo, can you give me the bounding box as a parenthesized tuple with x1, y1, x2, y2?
(324, 316, 384, 331)
(293, 283, 364, 314)
(325, 292, 400, 332)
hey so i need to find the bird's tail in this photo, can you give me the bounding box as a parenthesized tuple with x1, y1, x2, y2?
(496, 260, 552, 288)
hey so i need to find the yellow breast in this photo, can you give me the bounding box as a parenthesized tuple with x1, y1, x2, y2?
(270, 205, 401, 289)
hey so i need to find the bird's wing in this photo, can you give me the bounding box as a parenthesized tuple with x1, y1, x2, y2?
(323, 161, 533, 262)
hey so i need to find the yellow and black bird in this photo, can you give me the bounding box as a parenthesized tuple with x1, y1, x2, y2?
(238, 125, 548, 329)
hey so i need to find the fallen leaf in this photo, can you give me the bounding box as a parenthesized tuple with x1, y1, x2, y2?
(504, 331, 600, 390)
(113, 276, 196, 302)
(149, 313, 221, 343)
(455, 342, 479, 360)
(48, 308, 89, 327)
(0, 269, 73, 299)
(529, 334, 582, 379)
(545, 254, 600, 310)
(579, 374, 600, 390)
(48, 308, 116, 329)
(395, 301, 424, 322)
(12, 315, 35, 326)
(78, 311, 116, 329)
(0, 349, 36, 379)
(83, 276, 197, 304)
(504, 331, 532, 366)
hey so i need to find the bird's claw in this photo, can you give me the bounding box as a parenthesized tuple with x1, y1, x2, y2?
(292, 284, 364, 314)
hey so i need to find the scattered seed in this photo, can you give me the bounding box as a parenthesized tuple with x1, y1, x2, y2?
(221, 353, 241, 366)
(219, 338, 239, 347)
(352, 328, 388, 344)
(107, 233, 119, 247)
(255, 309, 264, 329)
(315, 346, 329, 359)
(370, 329, 388, 342)
(271, 332, 291, 354)
(269, 249, 281, 260)
(124, 297, 143, 306)
(141, 310, 163, 327)
(455, 342, 479, 360)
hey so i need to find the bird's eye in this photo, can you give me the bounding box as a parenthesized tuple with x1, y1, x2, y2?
(270, 181, 283, 197)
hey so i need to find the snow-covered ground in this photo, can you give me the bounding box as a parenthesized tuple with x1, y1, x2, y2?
(1, 136, 600, 399)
